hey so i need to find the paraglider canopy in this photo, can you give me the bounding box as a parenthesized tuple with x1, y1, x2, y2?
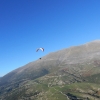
(36, 48, 44, 60)
(36, 48, 44, 52)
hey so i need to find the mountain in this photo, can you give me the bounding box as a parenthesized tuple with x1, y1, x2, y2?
(0, 40, 100, 100)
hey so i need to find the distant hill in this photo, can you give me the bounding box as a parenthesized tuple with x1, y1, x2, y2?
(0, 40, 100, 100)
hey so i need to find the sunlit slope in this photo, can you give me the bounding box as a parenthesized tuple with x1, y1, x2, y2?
(0, 40, 100, 100)
(1, 40, 100, 84)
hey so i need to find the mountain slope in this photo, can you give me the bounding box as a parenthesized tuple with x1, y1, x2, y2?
(0, 40, 100, 100)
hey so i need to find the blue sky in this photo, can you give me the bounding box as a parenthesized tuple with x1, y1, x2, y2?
(0, 0, 100, 76)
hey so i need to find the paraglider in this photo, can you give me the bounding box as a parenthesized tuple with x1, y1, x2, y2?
(36, 48, 44, 60)
(36, 48, 44, 52)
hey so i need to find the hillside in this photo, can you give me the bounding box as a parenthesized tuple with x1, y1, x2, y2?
(0, 40, 100, 100)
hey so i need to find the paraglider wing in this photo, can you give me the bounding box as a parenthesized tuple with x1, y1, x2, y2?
(39, 48, 44, 51)
(36, 48, 44, 52)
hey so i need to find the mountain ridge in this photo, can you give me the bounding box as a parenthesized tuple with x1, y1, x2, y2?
(0, 40, 100, 100)
(1, 40, 100, 84)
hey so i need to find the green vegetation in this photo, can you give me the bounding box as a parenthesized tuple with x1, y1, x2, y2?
(1, 78, 100, 100)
